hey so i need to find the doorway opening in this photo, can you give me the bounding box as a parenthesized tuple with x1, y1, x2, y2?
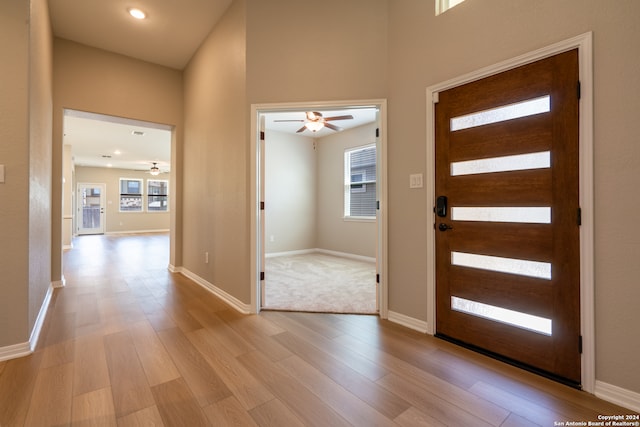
(62, 109, 174, 261)
(251, 100, 388, 317)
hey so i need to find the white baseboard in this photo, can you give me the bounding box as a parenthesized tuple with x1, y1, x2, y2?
(0, 283, 56, 362)
(266, 248, 376, 263)
(266, 248, 317, 258)
(29, 284, 56, 352)
(595, 381, 640, 413)
(52, 276, 66, 288)
(315, 248, 376, 263)
(0, 342, 31, 362)
(178, 267, 251, 315)
(387, 310, 429, 333)
(105, 229, 170, 235)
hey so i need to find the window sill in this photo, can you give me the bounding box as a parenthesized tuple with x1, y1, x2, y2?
(343, 216, 376, 223)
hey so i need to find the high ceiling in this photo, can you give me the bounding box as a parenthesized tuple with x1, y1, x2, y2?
(51, 1, 376, 172)
(48, 0, 233, 70)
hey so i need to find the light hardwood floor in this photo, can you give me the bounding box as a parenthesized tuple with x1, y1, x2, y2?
(0, 233, 634, 426)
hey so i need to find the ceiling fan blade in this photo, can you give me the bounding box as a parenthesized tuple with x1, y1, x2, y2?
(324, 122, 343, 132)
(296, 125, 307, 133)
(324, 114, 353, 121)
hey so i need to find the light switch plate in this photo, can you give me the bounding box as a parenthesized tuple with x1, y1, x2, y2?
(409, 173, 423, 188)
(0, 165, 5, 183)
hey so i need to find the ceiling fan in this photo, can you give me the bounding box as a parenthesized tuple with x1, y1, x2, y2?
(275, 111, 354, 133)
(146, 162, 166, 176)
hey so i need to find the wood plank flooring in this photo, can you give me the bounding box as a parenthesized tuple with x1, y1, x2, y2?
(0, 233, 635, 426)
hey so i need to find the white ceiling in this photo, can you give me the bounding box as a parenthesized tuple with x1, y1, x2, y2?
(52, 1, 377, 171)
(64, 110, 172, 171)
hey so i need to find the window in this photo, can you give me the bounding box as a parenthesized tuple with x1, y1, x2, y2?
(147, 179, 169, 212)
(344, 144, 377, 218)
(436, 0, 466, 15)
(119, 178, 143, 212)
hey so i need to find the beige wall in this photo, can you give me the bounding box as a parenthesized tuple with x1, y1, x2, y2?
(264, 130, 317, 254)
(264, 125, 377, 258)
(179, 0, 386, 304)
(245, 0, 388, 104)
(52, 38, 184, 277)
(28, 0, 54, 335)
(0, 0, 52, 347)
(0, 0, 32, 346)
(182, 0, 249, 301)
(74, 167, 170, 234)
(386, 0, 640, 394)
(317, 123, 377, 258)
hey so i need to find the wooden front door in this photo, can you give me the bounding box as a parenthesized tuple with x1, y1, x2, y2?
(435, 50, 581, 385)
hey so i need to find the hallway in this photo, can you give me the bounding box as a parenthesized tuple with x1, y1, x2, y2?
(0, 233, 633, 425)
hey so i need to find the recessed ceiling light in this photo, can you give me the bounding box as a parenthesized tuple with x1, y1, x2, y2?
(128, 8, 146, 20)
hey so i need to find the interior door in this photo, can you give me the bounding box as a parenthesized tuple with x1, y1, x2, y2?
(435, 50, 581, 385)
(78, 183, 105, 235)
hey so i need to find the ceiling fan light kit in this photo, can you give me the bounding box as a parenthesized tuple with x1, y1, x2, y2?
(304, 121, 325, 132)
(149, 162, 160, 176)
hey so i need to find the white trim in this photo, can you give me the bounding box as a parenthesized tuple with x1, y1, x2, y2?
(265, 249, 317, 258)
(29, 284, 56, 351)
(105, 229, 170, 235)
(266, 248, 375, 263)
(315, 248, 376, 264)
(0, 283, 57, 362)
(388, 310, 429, 333)
(595, 381, 640, 413)
(425, 32, 595, 391)
(52, 276, 66, 288)
(0, 342, 31, 362)
(179, 268, 252, 314)
(251, 99, 388, 318)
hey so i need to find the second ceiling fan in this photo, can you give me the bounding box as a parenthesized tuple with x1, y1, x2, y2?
(275, 111, 354, 133)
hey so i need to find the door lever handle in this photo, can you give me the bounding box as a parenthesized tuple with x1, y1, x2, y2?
(438, 223, 453, 232)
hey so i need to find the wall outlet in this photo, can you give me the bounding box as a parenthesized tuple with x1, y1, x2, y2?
(205, 252, 209, 264)
(270, 235, 275, 242)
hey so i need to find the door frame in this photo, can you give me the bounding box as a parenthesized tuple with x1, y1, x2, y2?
(250, 99, 388, 318)
(425, 33, 594, 391)
(76, 182, 106, 235)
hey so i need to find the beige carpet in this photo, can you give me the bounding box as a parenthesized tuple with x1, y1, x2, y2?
(263, 252, 377, 314)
